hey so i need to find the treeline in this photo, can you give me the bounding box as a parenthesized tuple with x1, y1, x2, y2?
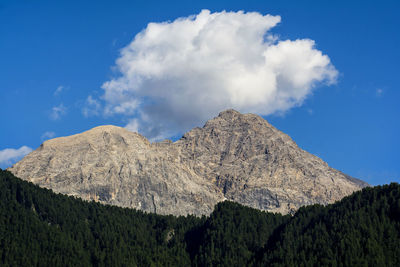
(0, 169, 399, 266)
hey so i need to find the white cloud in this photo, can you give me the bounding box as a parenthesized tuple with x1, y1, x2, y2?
(54, 85, 64, 96)
(105, 100, 138, 116)
(82, 95, 101, 117)
(41, 131, 56, 141)
(376, 88, 384, 97)
(101, 9, 338, 139)
(50, 103, 67, 120)
(125, 118, 139, 132)
(0, 146, 32, 168)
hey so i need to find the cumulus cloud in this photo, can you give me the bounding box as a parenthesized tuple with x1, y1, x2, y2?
(101, 9, 338, 140)
(0, 146, 32, 168)
(50, 103, 67, 120)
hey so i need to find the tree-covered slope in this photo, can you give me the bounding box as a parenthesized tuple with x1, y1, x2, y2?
(261, 183, 400, 266)
(0, 169, 399, 266)
(0, 169, 200, 266)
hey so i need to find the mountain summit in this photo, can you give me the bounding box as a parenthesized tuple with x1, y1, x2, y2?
(9, 110, 367, 216)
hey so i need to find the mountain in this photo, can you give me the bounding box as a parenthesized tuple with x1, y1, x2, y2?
(0, 169, 399, 266)
(8, 109, 367, 216)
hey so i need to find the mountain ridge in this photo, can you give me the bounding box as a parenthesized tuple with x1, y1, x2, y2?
(0, 169, 397, 266)
(9, 109, 368, 215)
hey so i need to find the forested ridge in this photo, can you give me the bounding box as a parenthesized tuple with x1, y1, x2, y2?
(0, 169, 399, 266)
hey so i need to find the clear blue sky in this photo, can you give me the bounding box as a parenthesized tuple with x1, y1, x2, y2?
(0, 0, 399, 185)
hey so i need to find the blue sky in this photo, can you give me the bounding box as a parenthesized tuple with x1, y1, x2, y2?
(0, 0, 399, 185)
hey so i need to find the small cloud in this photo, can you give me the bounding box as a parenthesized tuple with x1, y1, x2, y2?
(82, 95, 101, 117)
(307, 108, 314, 115)
(54, 85, 63, 96)
(104, 99, 139, 116)
(0, 146, 33, 169)
(54, 85, 66, 96)
(125, 118, 139, 132)
(41, 131, 56, 141)
(376, 88, 384, 97)
(50, 103, 67, 120)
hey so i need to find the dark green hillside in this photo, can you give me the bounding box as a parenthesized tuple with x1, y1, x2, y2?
(261, 183, 400, 266)
(189, 201, 288, 266)
(0, 169, 400, 266)
(0, 169, 200, 266)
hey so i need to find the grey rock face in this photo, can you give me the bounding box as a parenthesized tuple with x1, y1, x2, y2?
(9, 109, 368, 216)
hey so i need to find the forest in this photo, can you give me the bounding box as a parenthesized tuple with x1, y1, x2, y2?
(0, 169, 399, 266)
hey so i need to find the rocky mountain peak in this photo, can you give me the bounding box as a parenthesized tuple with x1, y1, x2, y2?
(177, 110, 294, 164)
(41, 124, 149, 150)
(205, 109, 271, 129)
(9, 109, 368, 216)
(216, 108, 241, 119)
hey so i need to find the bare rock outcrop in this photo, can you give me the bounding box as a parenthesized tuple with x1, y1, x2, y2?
(9, 109, 368, 216)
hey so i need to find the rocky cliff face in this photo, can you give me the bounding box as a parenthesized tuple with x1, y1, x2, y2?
(9, 109, 367, 216)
